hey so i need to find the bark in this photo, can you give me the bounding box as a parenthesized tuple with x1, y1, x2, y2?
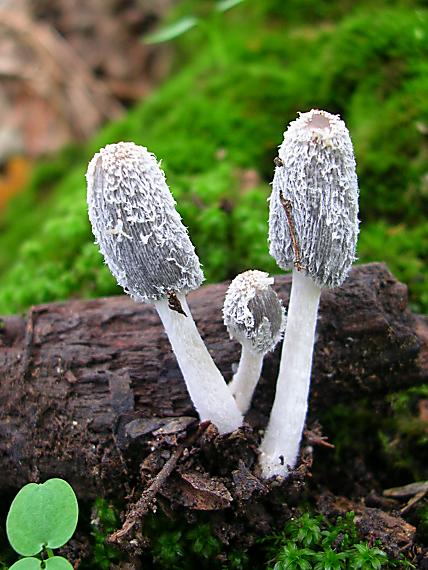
(0, 263, 426, 498)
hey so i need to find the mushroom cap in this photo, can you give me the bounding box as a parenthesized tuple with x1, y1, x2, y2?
(86, 142, 204, 302)
(223, 270, 286, 354)
(269, 109, 359, 288)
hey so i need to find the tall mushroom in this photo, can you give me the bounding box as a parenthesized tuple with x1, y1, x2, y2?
(223, 270, 285, 414)
(86, 142, 243, 434)
(259, 110, 359, 477)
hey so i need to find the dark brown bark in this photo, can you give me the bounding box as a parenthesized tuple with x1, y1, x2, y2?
(0, 263, 427, 498)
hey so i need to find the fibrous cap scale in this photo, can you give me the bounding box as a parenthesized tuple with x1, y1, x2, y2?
(269, 109, 359, 288)
(86, 142, 204, 302)
(223, 270, 286, 354)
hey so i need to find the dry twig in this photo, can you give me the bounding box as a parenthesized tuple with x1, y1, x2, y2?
(107, 421, 210, 547)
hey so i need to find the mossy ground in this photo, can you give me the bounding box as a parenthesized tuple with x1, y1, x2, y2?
(0, 0, 427, 313)
(77, 499, 415, 568)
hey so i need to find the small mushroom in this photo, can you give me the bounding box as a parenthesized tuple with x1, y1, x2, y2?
(259, 110, 359, 477)
(223, 270, 285, 414)
(86, 142, 243, 434)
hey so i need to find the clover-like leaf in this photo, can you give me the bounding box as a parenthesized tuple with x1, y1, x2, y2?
(9, 557, 73, 570)
(7, 479, 78, 556)
(45, 556, 74, 570)
(9, 559, 42, 570)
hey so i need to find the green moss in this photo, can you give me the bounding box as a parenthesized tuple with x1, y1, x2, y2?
(231, 185, 277, 275)
(253, 0, 422, 21)
(139, 514, 248, 569)
(1, 4, 428, 314)
(87, 498, 122, 569)
(96, 509, 405, 569)
(326, 9, 428, 220)
(318, 386, 428, 488)
(262, 512, 411, 569)
(380, 386, 428, 481)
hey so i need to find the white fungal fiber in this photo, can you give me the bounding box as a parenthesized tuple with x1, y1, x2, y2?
(86, 142, 204, 301)
(269, 109, 359, 289)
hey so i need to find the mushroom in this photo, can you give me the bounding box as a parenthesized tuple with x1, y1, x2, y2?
(259, 110, 359, 477)
(223, 270, 286, 414)
(86, 142, 243, 434)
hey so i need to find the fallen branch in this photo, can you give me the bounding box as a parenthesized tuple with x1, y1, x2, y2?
(0, 263, 426, 497)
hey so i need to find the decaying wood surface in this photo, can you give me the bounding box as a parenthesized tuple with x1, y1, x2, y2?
(0, 263, 427, 498)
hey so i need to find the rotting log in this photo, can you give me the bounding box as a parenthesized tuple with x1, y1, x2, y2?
(0, 263, 427, 499)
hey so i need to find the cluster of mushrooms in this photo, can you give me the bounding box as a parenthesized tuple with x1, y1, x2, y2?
(86, 109, 359, 479)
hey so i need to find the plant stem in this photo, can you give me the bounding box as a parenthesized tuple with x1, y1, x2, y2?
(155, 294, 243, 434)
(259, 269, 321, 477)
(228, 345, 263, 414)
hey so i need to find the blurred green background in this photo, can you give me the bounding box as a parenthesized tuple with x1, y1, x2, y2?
(1, 0, 427, 315)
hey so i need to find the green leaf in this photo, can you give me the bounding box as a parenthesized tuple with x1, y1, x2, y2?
(45, 557, 74, 570)
(9, 557, 73, 570)
(9, 559, 42, 570)
(7, 479, 78, 556)
(144, 17, 198, 44)
(216, 0, 245, 12)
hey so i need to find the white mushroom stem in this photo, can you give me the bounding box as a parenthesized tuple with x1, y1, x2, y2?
(259, 269, 321, 478)
(228, 346, 264, 415)
(155, 293, 244, 435)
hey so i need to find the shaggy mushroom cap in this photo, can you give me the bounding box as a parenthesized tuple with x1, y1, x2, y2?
(269, 109, 359, 288)
(86, 142, 244, 434)
(86, 142, 204, 302)
(223, 270, 285, 354)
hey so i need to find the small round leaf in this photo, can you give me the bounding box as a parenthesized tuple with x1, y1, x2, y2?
(7, 479, 78, 556)
(9, 558, 42, 570)
(9, 557, 73, 570)
(45, 557, 74, 570)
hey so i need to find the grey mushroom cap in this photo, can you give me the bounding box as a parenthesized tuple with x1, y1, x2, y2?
(223, 270, 286, 354)
(269, 109, 359, 289)
(86, 142, 204, 302)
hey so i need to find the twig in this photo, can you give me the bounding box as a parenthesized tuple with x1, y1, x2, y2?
(107, 421, 210, 546)
(400, 489, 427, 515)
(384, 480, 428, 498)
(383, 480, 428, 515)
(304, 426, 335, 449)
(279, 191, 304, 271)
